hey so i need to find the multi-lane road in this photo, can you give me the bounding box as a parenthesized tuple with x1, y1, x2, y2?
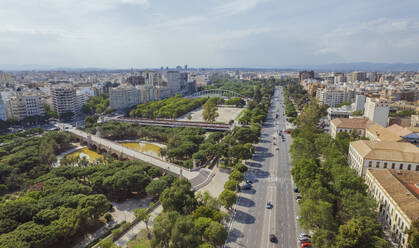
(225, 86, 301, 248)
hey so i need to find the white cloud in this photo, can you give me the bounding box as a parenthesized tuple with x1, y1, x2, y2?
(216, 0, 268, 15)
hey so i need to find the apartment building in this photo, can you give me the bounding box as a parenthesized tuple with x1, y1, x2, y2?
(348, 140, 419, 176)
(6, 91, 45, 120)
(365, 169, 419, 248)
(0, 94, 8, 120)
(412, 115, 419, 127)
(354, 94, 366, 112)
(51, 86, 78, 116)
(364, 97, 390, 127)
(317, 88, 344, 107)
(327, 105, 352, 120)
(109, 85, 142, 110)
(329, 118, 371, 138)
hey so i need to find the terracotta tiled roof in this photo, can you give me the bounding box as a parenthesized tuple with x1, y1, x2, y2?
(368, 169, 419, 222)
(366, 124, 404, 142)
(350, 140, 419, 163)
(387, 124, 413, 137)
(331, 118, 372, 129)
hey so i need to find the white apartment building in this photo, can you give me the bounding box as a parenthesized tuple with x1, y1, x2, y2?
(365, 169, 419, 248)
(316, 88, 345, 107)
(109, 85, 142, 110)
(51, 86, 78, 116)
(0, 94, 8, 121)
(364, 97, 390, 127)
(167, 71, 181, 95)
(354, 94, 366, 112)
(138, 85, 156, 103)
(76, 93, 89, 113)
(6, 91, 45, 120)
(155, 86, 171, 100)
(327, 105, 352, 121)
(348, 140, 419, 177)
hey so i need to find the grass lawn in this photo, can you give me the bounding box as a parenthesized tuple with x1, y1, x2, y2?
(127, 229, 151, 248)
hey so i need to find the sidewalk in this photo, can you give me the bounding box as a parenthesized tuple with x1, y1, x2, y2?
(198, 167, 230, 197)
(114, 205, 163, 247)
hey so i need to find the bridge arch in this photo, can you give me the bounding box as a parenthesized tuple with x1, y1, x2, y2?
(186, 89, 246, 99)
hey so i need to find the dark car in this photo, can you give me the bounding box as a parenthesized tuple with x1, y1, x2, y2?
(241, 184, 252, 190)
(296, 195, 302, 201)
(269, 234, 277, 243)
(266, 201, 273, 209)
(294, 188, 299, 193)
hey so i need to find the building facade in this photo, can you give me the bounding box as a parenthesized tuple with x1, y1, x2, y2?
(329, 118, 371, 138)
(6, 91, 45, 120)
(365, 169, 419, 248)
(364, 97, 390, 127)
(51, 86, 78, 116)
(348, 140, 419, 177)
(109, 86, 142, 110)
(0, 94, 8, 120)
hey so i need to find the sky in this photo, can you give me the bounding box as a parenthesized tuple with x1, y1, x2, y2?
(1, 0, 419, 68)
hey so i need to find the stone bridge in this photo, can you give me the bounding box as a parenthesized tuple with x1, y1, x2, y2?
(68, 128, 212, 188)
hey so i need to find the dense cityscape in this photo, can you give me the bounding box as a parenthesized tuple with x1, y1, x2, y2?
(1, 0, 419, 248)
(0, 68, 417, 248)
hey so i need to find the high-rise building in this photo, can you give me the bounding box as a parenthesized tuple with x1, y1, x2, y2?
(299, 70, 315, 81)
(316, 88, 354, 107)
(0, 94, 8, 121)
(6, 90, 45, 120)
(364, 97, 390, 127)
(167, 71, 181, 95)
(109, 85, 142, 110)
(51, 85, 78, 116)
(354, 95, 366, 112)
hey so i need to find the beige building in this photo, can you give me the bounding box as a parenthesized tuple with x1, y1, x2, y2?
(412, 115, 419, 127)
(6, 91, 45, 120)
(109, 85, 142, 110)
(365, 123, 404, 142)
(365, 169, 419, 247)
(330, 118, 372, 138)
(348, 140, 419, 176)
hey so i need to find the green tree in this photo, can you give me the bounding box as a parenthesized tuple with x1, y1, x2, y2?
(407, 220, 419, 248)
(170, 215, 200, 248)
(134, 208, 151, 230)
(160, 179, 197, 214)
(334, 216, 386, 248)
(202, 98, 219, 122)
(152, 211, 180, 248)
(299, 199, 337, 231)
(224, 179, 239, 191)
(204, 221, 228, 246)
(218, 190, 237, 210)
(228, 169, 244, 182)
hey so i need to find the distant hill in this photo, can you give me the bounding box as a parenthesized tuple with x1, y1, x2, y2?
(1, 62, 419, 72)
(287, 62, 419, 72)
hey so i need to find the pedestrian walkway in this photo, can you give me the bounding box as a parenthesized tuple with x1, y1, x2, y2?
(68, 128, 198, 180)
(114, 205, 163, 247)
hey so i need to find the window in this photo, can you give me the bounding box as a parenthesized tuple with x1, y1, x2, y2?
(392, 163, 395, 169)
(368, 161, 372, 167)
(384, 162, 387, 168)
(376, 162, 380, 168)
(408, 164, 411, 170)
(400, 164, 403, 170)
(416, 165, 419, 172)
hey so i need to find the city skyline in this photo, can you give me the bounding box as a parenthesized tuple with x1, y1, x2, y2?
(1, 0, 419, 68)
